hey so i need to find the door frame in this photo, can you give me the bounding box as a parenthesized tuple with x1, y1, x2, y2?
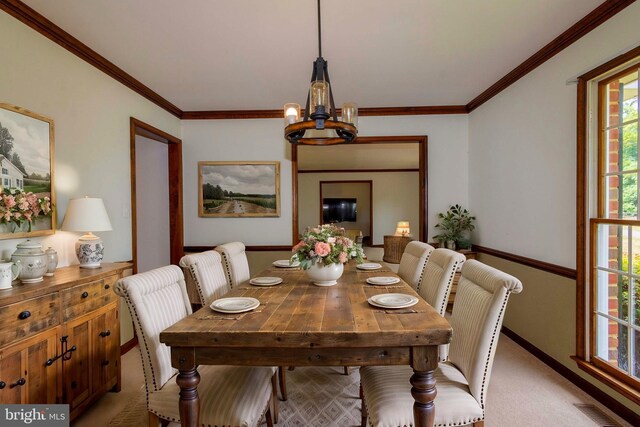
(129, 117, 184, 273)
(292, 135, 428, 244)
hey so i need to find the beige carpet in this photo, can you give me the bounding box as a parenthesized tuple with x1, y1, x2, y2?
(105, 335, 632, 427)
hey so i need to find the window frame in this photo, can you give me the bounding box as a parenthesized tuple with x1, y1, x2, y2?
(577, 47, 640, 405)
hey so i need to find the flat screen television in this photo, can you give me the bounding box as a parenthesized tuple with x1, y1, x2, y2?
(322, 198, 357, 223)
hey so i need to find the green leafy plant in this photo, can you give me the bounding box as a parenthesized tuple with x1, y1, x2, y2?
(433, 204, 475, 249)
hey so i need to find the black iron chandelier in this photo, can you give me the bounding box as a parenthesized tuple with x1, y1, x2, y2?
(284, 0, 358, 145)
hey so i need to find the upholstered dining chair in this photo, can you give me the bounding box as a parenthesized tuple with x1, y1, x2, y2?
(179, 250, 230, 306)
(396, 241, 434, 291)
(180, 250, 288, 404)
(359, 260, 523, 427)
(215, 241, 251, 289)
(115, 265, 276, 427)
(418, 248, 466, 316)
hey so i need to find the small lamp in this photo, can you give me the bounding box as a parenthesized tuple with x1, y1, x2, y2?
(62, 197, 112, 269)
(394, 221, 411, 237)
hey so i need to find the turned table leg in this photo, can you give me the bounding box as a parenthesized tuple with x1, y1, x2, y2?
(177, 367, 200, 427)
(410, 346, 439, 427)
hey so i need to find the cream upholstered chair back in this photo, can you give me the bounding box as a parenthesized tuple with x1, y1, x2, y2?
(114, 265, 192, 394)
(215, 242, 251, 288)
(418, 248, 466, 315)
(179, 250, 230, 306)
(448, 260, 523, 407)
(396, 241, 434, 291)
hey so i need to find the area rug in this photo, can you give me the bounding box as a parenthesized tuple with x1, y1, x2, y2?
(108, 366, 362, 427)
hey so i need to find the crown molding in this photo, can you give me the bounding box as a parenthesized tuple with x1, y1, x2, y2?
(1, 0, 635, 119)
(466, 0, 636, 112)
(0, 0, 182, 118)
(181, 105, 468, 120)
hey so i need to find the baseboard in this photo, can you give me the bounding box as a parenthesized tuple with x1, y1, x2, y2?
(501, 327, 639, 426)
(120, 336, 138, 356)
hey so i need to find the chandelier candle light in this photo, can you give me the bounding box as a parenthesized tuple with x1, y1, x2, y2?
(284, 0, 358, 145)
(61, 197, 112, 268)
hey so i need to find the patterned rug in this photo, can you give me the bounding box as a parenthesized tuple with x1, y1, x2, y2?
(108, 366, 362, 427)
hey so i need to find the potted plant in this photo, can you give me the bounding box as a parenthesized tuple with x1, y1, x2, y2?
(433, 204, 475, 250)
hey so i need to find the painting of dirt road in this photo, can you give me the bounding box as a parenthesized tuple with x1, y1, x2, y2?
(198, 161, 280, 218)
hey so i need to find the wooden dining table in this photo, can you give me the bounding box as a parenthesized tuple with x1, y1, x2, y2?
(159, 261, 452, 427)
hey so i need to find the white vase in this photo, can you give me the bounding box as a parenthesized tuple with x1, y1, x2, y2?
(306, 262, 344, 286)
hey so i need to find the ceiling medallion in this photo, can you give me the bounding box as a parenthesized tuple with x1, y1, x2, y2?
(284, 0, 357, 145)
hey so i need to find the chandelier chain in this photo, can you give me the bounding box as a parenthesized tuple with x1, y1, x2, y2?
(317, 0, 322, 57)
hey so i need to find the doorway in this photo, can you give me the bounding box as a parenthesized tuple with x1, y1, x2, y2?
(129, 118, 183, 273)
(320, 180, 373, 244)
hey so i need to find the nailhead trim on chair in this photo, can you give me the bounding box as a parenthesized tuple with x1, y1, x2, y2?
(187, 264, 206, 304)
(414, 251, 433, 293)
(218, 251, 235, 289)
(115, 284, 160, 411)
(436, 259, 461, 315)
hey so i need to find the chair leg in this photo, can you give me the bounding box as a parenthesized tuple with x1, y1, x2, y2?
(271, 374, 279, 423)
(278, 366, 288, 401)
(265, 405, 274, 427)
(343, 366, 349, 375)
(360, 380, 368, 427)
(473, 422, 484, 427)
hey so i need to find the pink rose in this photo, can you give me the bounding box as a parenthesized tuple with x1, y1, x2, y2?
(339, 252, 348, 263)
(314, 242, 331, 257)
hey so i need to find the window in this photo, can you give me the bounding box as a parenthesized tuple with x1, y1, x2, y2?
(3, 178, 8, 187)
(579, 55, 640, 404)
(1, 168, 7, 175)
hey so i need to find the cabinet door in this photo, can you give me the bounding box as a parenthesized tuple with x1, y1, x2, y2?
(63, 318, 91, 410)
(0, 327, 59, 404)
(25, 328, 59, 404)
(0, 348, 24, 403)
(91, 305, 120, 393)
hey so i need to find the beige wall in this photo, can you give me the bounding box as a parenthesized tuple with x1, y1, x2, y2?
(0, 13, 182, 344)
(298, 172, 419, 246)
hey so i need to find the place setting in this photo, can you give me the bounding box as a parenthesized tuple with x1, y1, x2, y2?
(197, 296, 263, 320)
(356, 262, 385, 271)
(271, 259, 301, 269)
(367, 293, 422, 314)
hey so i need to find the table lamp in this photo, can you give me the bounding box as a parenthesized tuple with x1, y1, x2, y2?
(394, 221, 411, 237)
(62, 197, 112, 268)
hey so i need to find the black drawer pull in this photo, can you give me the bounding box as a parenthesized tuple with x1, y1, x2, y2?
(104, 284, 110, 289)
(99, 330, 111, 338)
(18, 311, 31, 320)
(0, 381, 5, 389)
(101, 360, 110, 367)
(81, 291, 89, 298)
(10, 378, 25, 388)
(71, 381, 77, 389)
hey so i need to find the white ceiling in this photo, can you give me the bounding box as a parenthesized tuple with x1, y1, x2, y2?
(23, 0, 602, 111)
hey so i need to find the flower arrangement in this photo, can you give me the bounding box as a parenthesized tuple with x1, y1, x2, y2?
(292, 224, 364, 270)
(0, 188, 53, 232)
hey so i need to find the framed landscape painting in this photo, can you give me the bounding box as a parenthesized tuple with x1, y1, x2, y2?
(198, 161, 280, 218)
(0, 104, 56, 239)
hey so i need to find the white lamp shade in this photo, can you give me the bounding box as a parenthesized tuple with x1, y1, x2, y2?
(394, 221, 410, 236)
(62, 197, 112, 232)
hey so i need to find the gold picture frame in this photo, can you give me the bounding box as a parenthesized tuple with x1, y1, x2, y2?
(198, 161, 280, 218)
(0, 103, 56, 239)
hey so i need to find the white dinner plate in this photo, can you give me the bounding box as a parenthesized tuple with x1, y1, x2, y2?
(210, 297, 260, 313)
(368, 293, 418, 309)
(356, 262, 382, 270)
(366, 276, 400, 286)
(249, 277, 283, 286)
(273, 259, 300, 268)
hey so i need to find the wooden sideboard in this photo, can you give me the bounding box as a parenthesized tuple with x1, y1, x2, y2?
(447, 250, 477, 312)
(383, 235, 412, 263)
(0, 262, 131, 420)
